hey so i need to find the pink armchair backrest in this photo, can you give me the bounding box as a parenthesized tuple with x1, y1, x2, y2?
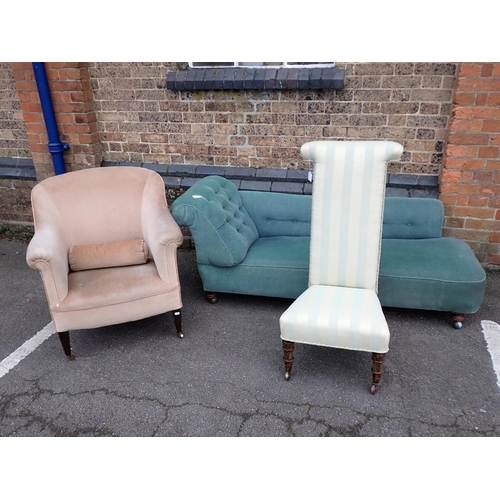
(31, 167, 154, 247)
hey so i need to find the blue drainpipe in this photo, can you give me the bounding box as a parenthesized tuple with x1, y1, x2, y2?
(32, 62, 69, 175)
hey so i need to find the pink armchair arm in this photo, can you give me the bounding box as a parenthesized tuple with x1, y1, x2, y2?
(141, 172, 183, 284)
(26, 225, 70, 306)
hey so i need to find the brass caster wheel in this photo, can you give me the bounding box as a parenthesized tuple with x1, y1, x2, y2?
(67, 352, 75, 361)
(453, 321, 463, 329)
(285, 371, 291, 381)
(370, 384, 377, 395)
(209, 297, 218, 304)
(177, 331, 184, 339)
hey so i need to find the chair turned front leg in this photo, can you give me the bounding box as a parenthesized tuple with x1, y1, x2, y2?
(282, 340, 295, 381)
(58, 331, 75, 360)
(370, 353, 385, 394)
(172, 309, 184, 338)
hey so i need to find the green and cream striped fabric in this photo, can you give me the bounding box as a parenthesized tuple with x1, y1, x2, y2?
(280, 140, 403, 353)
(304, 140, 403, 292)
(280, 285, 390, 352)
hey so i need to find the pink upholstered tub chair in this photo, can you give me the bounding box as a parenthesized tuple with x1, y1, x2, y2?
(26, 167, 184, 359)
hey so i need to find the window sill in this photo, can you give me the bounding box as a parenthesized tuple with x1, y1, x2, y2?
(166, 67, 345, 91)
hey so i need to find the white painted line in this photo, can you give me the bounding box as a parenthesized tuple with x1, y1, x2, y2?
(481, 320, 500, 390)
(0, 322, 55, 379)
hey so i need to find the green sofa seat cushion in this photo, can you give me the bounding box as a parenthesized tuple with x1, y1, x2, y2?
(197, 236, 310, 299)
(378, 238, 486, 313)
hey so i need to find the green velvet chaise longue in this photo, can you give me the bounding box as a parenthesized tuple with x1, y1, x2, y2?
(171, 175, 486, 329)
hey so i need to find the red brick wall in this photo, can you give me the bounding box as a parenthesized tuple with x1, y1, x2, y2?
(441, 63, 500, 266)
(10, 62, 102, 180)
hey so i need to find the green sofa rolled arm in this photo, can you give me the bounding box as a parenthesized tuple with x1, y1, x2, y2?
(171, 176, 259, 267)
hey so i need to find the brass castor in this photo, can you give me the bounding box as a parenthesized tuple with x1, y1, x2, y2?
(451, 312, 465, 330)
(177, 331, 184, 339)
(285, 371, 291, 381)
(370, 383, 378, 395)
(206, 292, 218, 304)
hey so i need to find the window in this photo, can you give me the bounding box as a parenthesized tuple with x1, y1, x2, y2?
(189, 62, 335, 68)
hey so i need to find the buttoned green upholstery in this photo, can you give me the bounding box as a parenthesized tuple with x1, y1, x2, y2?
(170, 176, 259, 268)
(171, 176, 311, 299)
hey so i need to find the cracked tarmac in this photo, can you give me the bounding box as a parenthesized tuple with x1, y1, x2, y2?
(1, 237, 500, 437)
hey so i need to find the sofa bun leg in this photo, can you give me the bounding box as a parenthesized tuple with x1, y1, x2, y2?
(451, 312, 466, 329)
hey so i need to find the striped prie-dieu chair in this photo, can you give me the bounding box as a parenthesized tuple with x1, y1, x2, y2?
(279, 140, 404, 394)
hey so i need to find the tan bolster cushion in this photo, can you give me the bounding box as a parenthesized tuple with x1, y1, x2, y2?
(68, 239, 149, 272)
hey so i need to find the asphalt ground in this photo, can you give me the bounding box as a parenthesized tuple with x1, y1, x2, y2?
(0, 235, 500, 498)
(2, 236, 500, 437)
(1, 236, 500, 496)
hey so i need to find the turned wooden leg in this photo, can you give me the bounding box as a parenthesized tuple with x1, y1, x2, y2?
(206, 291, 218, 304)
(58, 331, 75, 360)
(172, 309, 184, 338)
(451, 312, 466, 329)
(282, 340, 295, 381)
(370, 353, 386, 394)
